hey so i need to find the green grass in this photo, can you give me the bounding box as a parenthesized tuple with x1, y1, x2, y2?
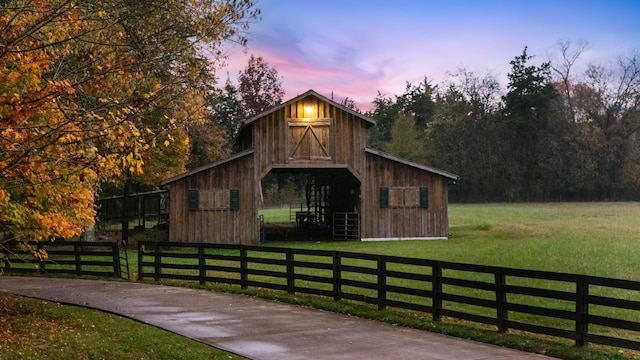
(259, 206, 294, 223)
(0, 292, 245, 360)
(265, 202, 640, 280)
(133, 202, 640, 359)
(9, 203, 640, 360)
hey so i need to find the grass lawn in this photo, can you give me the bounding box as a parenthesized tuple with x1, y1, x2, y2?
(250, 202, 640, 359)
(12, 203, 637, 360)
(263, 202, 640, 280)
(0, 292, 245, 360)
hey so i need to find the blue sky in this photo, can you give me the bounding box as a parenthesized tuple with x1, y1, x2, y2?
(219, 0, 640, 110)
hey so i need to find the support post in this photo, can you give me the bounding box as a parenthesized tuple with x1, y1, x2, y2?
(576, 275, 589, 347)
(495, 268, 508, 332)
(198, 244, 206, 285)
(432, 262, 442, 321)
(240, 247, 248, 289)
(377, 256, 387, 311)
(333, 251, 341, 301)
(286, 248, 295, 294)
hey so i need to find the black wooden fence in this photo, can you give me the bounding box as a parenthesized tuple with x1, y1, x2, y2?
(138, 241, 640, 351)
(95, 190, 169, 232)
(1, 241, 122, 278)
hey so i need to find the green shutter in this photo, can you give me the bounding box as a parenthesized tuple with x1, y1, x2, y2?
(380, 187, 389, 208)
(188, 189, 199, 211)
(419, 187, 429, 208)
(230, 189, 240, 210)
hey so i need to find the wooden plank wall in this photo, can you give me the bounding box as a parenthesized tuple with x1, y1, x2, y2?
(167, 153, 257, 244)
(362, 153, 450, 239)
(252, 95, 367, 178)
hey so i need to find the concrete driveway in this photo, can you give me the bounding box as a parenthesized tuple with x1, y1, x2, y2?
(0, 276, 558, 360)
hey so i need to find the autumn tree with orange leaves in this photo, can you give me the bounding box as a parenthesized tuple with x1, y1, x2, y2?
(0, 0, 259, 242)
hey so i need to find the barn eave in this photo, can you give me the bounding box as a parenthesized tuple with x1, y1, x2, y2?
(233, 89, 376, 147)
(364, 148, 458, 181)
(160, 149, 254, 186)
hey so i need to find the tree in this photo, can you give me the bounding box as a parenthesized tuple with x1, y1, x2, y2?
(394, 79, 436, 130)
(502, 47, 559, 200)
(550, 39, 589, 123)
(425, 69, 503, 201)
(383, 114, 425, 162)
(238, 54, 284, 117)
(367, 80, 436, 150)
(340, 97, 360, 112)
(208, 79, 246, 141)
(578, 52, 640, 199)
(0, 0, 260, 241)
(366, 92, 398, 149)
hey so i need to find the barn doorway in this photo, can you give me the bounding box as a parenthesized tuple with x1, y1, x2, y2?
(259, 168, 361, 241)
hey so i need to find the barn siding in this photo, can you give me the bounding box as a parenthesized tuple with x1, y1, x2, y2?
(252, 96, 368, 178)
(164, 90, 455, 244)
(167, 152, 256, 244)
(362, 152, 450, 239)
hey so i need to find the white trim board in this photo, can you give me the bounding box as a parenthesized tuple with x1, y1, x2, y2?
(361, 237, 448, 242)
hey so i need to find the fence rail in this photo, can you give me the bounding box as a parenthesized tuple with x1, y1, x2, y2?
(138, 241, 640, 351)
(1, 241, 122, 278)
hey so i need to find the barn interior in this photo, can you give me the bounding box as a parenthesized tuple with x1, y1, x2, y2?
(260, 168, 361, 241)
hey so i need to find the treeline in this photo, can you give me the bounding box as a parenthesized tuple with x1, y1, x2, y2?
(363, 43, 640, 202)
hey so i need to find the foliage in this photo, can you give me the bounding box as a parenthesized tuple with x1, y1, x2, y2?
(0, 0, 260, 239)
(425, 71, 502, 201)
(419, 45, 640, 202)
(383, 114, 425, 162)
(366, 79, 436, 153)
(340, 96, 360, 111)
(208, 79, 247, 141)
(237, 54, 284, 117)
(366, 92, 397, 148)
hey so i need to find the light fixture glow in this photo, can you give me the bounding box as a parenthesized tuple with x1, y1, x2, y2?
(303, 105, 313, 118)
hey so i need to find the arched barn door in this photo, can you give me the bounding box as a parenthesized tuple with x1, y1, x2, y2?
(261, 168, 360, 241)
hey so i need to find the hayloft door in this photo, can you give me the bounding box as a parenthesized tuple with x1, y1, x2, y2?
(287, 120, 331, 161)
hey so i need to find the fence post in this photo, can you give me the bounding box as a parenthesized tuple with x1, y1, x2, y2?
(432, 261, 442, 321)
(37, 242, 45, 273)
(138, 242, 144, 281)
(74, 243, 82, 275)
(333, 251, 341, 301)
(495, 268, 508, 333)
(198, 244, 206, 285)
(113, 242, 121, 278)
(576, 275, 589, 347)
(154, 241, 161, 281)
(286, 248, 294, 294)
(377, 256, 386, 311)
(240, 247, 248, 289)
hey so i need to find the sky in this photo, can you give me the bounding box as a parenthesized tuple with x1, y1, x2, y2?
(218, 0, 640, 110)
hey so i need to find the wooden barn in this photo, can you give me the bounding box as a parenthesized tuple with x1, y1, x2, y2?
(161, 90, 458, 244)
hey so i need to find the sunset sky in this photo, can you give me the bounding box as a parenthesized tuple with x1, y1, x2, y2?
(219, 0, 640, 110)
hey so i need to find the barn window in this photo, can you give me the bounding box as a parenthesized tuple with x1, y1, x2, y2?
(188, 190, 199, 211)
(386, 187, 427, 208)
(420, 187, 429, 208)
(190, 189, 236, 210)
(379, 187, 389, 208)
(230, 189, 240, 210)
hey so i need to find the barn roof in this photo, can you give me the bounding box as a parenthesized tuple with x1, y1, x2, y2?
(365, 148, 458, 181)
(234, 90, 376, 146)
(160, 149, 254, 185)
